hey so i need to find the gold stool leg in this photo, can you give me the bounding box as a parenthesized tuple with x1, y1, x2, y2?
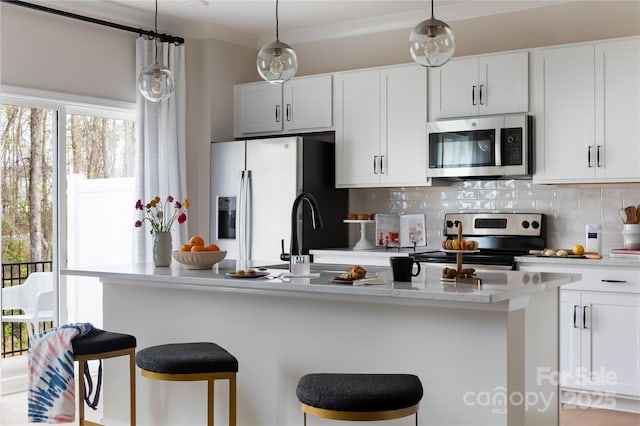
(208, 378, 214, 426)
(229, 374, 237, 426)
(129, 349, 136, 426)
(78, 359, 86, 426)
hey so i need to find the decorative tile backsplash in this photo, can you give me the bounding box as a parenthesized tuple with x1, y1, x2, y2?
(350, 180, 640, 254)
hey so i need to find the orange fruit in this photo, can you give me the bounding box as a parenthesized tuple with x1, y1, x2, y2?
(205, 244, 220, 252)
(178, 244, 192, 252)
(189, 235, 205, 246)
(190, 244, 206, 252)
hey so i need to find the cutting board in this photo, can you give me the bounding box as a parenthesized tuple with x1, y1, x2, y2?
(611, 248, 640, 255)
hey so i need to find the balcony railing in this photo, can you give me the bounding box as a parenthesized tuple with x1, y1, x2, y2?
(1, 261, 54, 358)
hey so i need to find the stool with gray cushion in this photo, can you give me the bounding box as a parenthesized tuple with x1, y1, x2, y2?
(296, 373, 423, 425)
(72, 328, 137, 426)
(136, 342, 238, 426)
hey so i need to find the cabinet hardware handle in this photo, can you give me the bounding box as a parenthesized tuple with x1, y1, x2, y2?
(286, 104, 291, 122)
(373, 156, 379, 174)
(479, 84, 484, 105)
(380, 155, 385, 174)
(601, 279, 628, 283)
(573, 305, 579, 328)
(587, 146, 593, 167)
(275, 105, 281, 123)
(582, 306, 588, 329)
(596, 145, 602, 167)
(472, 85, 477, 106)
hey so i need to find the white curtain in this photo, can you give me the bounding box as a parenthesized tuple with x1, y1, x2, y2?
(134, 37, 187, 262)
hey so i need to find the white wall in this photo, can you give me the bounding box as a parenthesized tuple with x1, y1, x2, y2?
(0, 5, 135, 102)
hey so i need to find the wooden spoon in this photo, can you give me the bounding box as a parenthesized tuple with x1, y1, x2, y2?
(625, 206, 637, 224)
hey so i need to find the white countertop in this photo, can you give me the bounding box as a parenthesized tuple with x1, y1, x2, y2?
(62, 260, 579, 310)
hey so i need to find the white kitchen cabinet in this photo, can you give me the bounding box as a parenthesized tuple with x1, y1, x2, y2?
(533, 37, 640, 183)
(234, 82, 282, 135)
(560, 290, 640, 397)
(429, 51, 528, 119)
(234, 75, 333, 137)
(519, 261, 640, 405)
(334, 64, 429, 187)
(283, 75, 333, 132)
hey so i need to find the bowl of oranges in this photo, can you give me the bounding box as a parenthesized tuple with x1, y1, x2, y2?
(172, 236, 227, 269)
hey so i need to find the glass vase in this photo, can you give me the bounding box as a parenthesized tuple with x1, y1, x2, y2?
(153, 231, 172, 267)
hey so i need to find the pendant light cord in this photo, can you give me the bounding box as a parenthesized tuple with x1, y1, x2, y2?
(430, 0, 435, 18)
(154, 0, 159, 62)
(275, 0, 280, 41)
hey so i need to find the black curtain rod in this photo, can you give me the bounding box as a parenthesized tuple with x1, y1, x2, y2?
(2, 0, 185, 44)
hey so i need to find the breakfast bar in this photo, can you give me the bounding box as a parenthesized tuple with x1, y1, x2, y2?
(62, 261, 579, 426)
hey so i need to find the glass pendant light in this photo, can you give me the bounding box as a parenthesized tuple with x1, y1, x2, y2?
(138, 0, 175, 102)
(257, 0, 298, 84)
(409, 0, 455, 67)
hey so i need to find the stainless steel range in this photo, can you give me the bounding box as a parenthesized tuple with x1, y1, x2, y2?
(414, 212, 546, 270)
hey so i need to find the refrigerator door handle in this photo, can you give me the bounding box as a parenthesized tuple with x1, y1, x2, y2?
(246, 170, 253, 260)
(237, 170, 246, 261)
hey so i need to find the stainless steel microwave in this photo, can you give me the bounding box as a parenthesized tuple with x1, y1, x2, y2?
(426, 114, 532, 179)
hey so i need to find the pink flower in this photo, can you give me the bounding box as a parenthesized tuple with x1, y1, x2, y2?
(134, 195, 189, 234)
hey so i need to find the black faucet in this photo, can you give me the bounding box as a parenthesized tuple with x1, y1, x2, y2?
(280, 192, 324, 269)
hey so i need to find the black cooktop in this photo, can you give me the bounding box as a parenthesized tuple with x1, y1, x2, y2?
(413, 250, 520, 268)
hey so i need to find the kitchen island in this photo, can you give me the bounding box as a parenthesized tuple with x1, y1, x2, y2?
(62, 261, 579, 426)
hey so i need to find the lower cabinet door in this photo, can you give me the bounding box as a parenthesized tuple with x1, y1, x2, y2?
(560, 291, 583, 389)
(582, 292, 640, 397)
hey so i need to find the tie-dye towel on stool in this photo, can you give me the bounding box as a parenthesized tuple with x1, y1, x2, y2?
(28, 322, 94, 423)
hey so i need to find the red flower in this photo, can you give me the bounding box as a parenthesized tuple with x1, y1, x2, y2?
(177, 212, 187, 224)
(134, 220, 143, 228)
(135, 199, 144, 210)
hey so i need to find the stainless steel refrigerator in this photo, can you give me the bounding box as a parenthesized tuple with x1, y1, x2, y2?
(210, 135, 348, 263)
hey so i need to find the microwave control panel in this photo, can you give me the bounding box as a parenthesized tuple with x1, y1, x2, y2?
(501, 128, 523, 166)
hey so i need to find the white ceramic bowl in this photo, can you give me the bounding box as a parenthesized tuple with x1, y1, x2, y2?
(172, 250, 227, 269)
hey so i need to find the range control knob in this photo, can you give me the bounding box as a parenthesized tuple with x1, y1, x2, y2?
(522, 221, 530, 229)
(531, 221, 540, 229)
(446, 220, 454, 228)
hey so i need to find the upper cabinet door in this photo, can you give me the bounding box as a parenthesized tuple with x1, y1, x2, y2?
(533, 44, 596, 182)
(283, 75, 333, 132)
(234, 83, 283, 135)
(334, 69, 382, 186)
(478, 51, 529, 116)
(381, 65, 428, 186)
(430, 52, 529, 119)
(595, 38, 640, 180)
(430, 57, 478, 119)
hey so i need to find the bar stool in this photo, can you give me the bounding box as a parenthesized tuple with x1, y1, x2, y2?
(136, 342, 238, 426)
(71, 328, 137, 426)
(296, 373, 423, 425)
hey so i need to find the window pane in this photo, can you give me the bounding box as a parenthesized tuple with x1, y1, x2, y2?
(1, 104, 55, 358)
(65, 113, 136, 267)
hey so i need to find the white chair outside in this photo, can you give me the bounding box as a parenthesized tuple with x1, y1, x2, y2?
(1, 271, 55, 337)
